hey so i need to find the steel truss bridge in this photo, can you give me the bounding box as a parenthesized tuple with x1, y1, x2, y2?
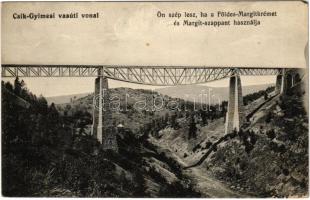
(1, 64, 284, 86)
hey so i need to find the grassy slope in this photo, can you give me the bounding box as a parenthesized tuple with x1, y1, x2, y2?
(206, 86, 308, 197)
(148, 87, 308, 197)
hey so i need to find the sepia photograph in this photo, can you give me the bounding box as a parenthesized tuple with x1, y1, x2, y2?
(1, 1, 309, 198)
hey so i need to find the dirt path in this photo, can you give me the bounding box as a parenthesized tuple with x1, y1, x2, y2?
(172, 150, 248, 197)
(184, 166, 248, 198)
(150, 137, 249, 198)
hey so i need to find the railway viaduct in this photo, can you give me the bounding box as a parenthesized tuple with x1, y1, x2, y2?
(1, 65, 304, 151)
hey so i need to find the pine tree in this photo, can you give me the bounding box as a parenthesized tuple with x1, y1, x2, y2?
(170, 113, 178, 129)
(200, 109, 208, 126)
(188, 115, 197, 139)
(13, 77, 22, 96)
(264, 91, 268, 100)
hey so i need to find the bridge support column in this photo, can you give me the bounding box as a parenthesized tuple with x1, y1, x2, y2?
(275, 74, 283, 94)
(91, 75, 118, 152)
(281, 69, 290, 94)
(225, 75, 244, 134)
(274, 69, 287, 95)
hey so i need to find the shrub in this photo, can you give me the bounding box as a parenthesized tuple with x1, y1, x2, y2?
(265, 112, 272, 123)
(267, 129, 276, 140)
(159, 180, 201, 197)
(192, 144, 201, 152)
(282, 168, 289, 176)
(205, 141, 212, 149)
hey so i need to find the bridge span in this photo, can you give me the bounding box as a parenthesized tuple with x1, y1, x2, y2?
(1, 64, 304, 151)
(2, 65, 282, 86)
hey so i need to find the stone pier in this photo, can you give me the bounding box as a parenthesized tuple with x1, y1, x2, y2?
(282, 68, 304, 94)
(275, 69, 289, 95)
(275, 74, 283, 94)
(225, 75, 244, 134)
(91, 75, 118, 151)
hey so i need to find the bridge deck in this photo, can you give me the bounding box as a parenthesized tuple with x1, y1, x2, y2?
(1, 64, 285, 86)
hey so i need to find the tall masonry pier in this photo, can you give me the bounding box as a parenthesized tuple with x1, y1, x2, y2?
(225, 74, 245, 134)
(91, 71, 118, 151)
(275, 69, 287, 94)
(275, 74, 283, 94)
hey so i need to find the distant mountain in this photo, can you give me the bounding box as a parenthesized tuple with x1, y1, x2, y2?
(46, 93, 90, 104)
(55, 88, 190, 134)
(47, 84, 274, 105)
(156, 84, 274, 104)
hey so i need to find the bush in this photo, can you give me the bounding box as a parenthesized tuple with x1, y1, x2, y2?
(265, 112, 272, 123)
(213, 145, 217, 152)
(148, 166, 167, 185)
(204, 141, 212, 149)
(250, 133, 257, 145)
(282, 168, 289, 176)
(244, 141, 254, 154)
(267, 129, 276, 140)
(192, 144, 201, 152)
(159, 180, 201, 197)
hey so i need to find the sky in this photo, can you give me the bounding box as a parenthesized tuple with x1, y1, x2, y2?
(2, 2, 307, 67)
(1, 2, 306, 97)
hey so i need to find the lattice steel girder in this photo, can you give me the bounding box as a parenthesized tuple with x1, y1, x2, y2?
(1, 65, 284, 86)
(237, 68, 281, 76)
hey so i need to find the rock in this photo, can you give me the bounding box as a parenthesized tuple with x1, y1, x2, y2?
(291, 171, 304, 183)
(277, 174, 286, 181)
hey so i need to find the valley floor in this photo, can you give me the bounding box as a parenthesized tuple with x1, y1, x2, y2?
(149, 136, 249, 197)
